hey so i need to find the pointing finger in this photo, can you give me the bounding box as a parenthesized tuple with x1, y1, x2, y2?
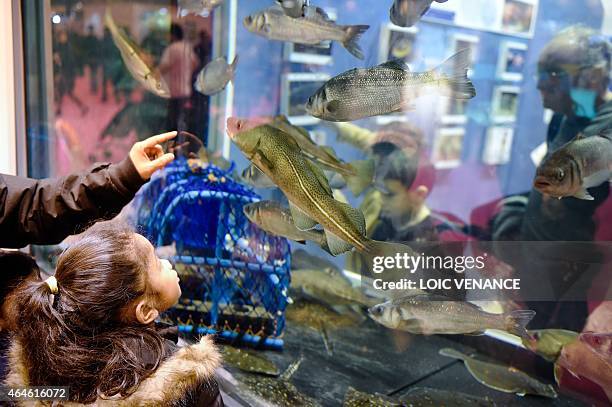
(141, 131, 178, 148)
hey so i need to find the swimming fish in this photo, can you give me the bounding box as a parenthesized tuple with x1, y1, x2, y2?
(343, 387, 399, 407)
(195, 55, 239, 96)
(290, 249, 341, 273)
(534, 132, 612, 200)
(440, 348, 558, 398)
(250, 115, 374, 196)
(104, 9, 170, 98)
(579, 332, 612, 365)
(389, 0, 449, 27)
(368, 294, 535, 340)
(305, 49, 476, 122)
(243, 7, 369, 59)
(291, 268, 377, 308)
(400, 387, 496, 406)
(521, 329, 579, 362)
(227, 118, 414, 258)
(177, 0, 224, 17)
(222, 346, 280, 376)
(243, 200, 330, 251)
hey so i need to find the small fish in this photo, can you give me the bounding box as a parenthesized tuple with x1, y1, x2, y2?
(240, 164, 277, 188)
(400, 387, 496, 406)
(178, 0, 224, 17)
(534, 132, 612, 200)
(389, 0, 449, 28)
(243, 7, 369, 59)
(222, 346, 280, 376)
(104, 9, 170, 98)
(305, 49, 476, 122)
(343, 387, 400, 407)
(275, 0, 306, 18)
(579, 332, 612, 365)
(440, 348, 558, 398)
(368, 294, 535, 340)
(291, 268, 376, 308)
(280, 355, 304, 381)
(228, 117, 416, 259)
(244, 200, 330, 251)
(195, 55, 239, 96)
(521, 329, 579, 362)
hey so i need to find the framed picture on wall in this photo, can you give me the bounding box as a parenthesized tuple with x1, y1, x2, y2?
(284, 9, 337, 65)
(482, 126, 514, 165)
(378, 23, 418, 64)
(432, 127, 465, 169)
(501, 0, 536, 36)
(497, 41, 528, 81)
(441, 33, 479, 125)
(492, 85, 520, 123)
(281, 72, 330, 126)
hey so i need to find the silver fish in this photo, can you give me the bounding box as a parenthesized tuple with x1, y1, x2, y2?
(178, 0, 224, 16)
(104, 10, 170, 98)
(243, 7, 369, 59)
(243, 200, 329, 251)
(306, 49, 476, 122)
(440, 348, 557, 398)
(195, 55, 239, 96)
(390, 0, 449, 27)
(534, 132, 612, 200)
(368, 294, 535, 340)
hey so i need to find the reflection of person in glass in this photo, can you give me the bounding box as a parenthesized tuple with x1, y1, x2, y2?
(498, 27, 611, 330)
(159, 24, 199, 133)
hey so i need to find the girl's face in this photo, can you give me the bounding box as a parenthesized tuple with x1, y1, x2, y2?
(135, 234, 181, 312)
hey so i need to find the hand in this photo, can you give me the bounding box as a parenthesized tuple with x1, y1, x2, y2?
(129, 131, 177, 180)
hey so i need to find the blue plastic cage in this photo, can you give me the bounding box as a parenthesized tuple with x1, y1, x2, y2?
(134, 158, 291, 350)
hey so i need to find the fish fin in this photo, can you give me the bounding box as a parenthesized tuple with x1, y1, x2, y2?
(305, 159, 333, 196)
(295, 240, 307, 245)
(241, 164, 277, 188)
(254, 149, 274, 170)
(229, 54, 239, 82)
(289, 202, 318, 231)
(332, 189, 349, 204)
(505, 309, 536, 341)
(432, 48, 476, 99)
(573, 188, 594, 200)
(379, 59, 411, 71)
(341, 25, 370, 60)
(320, 145, 338, 158)
(438, 348, 469, 361)
(337, 201, 367, 236)
(344, 159, 375, 196)
(324, 229, 354, 256)
(328, 173, 347, 189)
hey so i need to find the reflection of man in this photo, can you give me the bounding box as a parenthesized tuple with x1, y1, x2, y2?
(502, 26, 611, 330)
(159, 24, 199, 133)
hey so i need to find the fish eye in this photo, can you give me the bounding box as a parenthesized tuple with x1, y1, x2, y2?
(236, 120, 243, 130)
(556, 169, 565, 181)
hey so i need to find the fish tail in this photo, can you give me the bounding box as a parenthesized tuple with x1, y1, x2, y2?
(431, 48, 476, 99)
(230, 54, 239, 81)
(344, 159, 374, 196)
(439, 348, 469, 361)
(342, 25, 370, 60)
(505, 309, 536, 341)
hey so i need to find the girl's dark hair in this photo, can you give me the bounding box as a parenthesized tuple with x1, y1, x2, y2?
(7, 222, 164, 403)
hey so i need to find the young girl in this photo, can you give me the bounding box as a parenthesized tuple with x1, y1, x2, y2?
(4, 222, 223, 406)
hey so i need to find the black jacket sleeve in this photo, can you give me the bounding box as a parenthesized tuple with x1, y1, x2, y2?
(0, 157, 145, 248)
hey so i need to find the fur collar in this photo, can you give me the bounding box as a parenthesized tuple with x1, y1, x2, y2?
(5, 336, 221, 406)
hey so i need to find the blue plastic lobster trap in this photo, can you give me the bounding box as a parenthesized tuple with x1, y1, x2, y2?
(134, 158, 291, 350)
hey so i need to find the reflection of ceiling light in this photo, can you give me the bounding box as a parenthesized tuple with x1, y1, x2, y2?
(159, 8, 168, 15)
(52, 14, 61, 24)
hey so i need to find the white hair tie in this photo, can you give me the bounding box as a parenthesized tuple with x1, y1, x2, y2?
(45, 276, 59, 294)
